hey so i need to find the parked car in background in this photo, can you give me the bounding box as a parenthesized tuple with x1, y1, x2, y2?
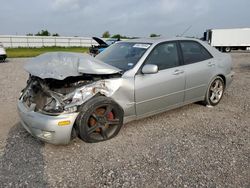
(18, 37, 234, 145)
(0, 43, 7, 62)
(89, 37, 120, 56)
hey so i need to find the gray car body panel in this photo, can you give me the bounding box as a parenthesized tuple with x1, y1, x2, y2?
(24, 52, 121, 80)
(18, 37, 234, 144)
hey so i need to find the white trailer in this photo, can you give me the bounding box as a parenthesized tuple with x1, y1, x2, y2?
(204, 28, 250, 52)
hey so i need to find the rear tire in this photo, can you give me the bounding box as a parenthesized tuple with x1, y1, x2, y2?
(224, 47, 231, 53)
(0, 55, 7, 63)
(76, 96, 124, 143)
(203, 76, 225, 106)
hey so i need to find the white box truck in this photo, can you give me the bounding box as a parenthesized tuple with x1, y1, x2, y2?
(203, 28, 250, 52)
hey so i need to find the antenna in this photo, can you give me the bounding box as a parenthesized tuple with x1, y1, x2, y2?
(180, 25, 192, 37)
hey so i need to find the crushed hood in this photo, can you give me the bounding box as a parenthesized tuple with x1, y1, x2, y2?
(92, 37, 108, 46)
(24, 52, 121, 80)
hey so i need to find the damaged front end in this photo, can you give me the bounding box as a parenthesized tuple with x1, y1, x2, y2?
(20, 52, 122, 115)
(18, 52, 123, 144)
(18, 74, 122, 144)
(20, 74, 121, 116)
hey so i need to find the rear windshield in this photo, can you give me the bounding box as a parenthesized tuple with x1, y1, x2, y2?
(96, 42, 151, 71)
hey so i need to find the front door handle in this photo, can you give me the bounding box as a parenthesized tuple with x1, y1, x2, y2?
(208, 62, 215, 67)
(173, 69, 184, 75)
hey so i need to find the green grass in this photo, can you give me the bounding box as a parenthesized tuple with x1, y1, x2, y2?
(6, 47, 89, 58)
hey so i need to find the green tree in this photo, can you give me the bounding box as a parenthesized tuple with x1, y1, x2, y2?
(35, 30, 51, 36)
(28, 30, 59, 36)
(150, 33, 161, 37)
(111, 34, 121, 39)
(102, 31, 110, 38)
(111, 34, 133, 39)
(52, 33, 60, 36)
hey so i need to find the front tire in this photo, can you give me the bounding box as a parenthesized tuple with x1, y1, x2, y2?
(204, 76, 225, 106)
(76, 96, 124, 143)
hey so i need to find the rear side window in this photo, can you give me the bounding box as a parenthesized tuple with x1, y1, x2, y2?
(180, 41, 212, 64)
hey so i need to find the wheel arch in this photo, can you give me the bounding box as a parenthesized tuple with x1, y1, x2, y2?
(89, 94, 125, 116)
(217, 74, 226, 86)
(72, 93, 125, 133)
(208, 74, 226, 90)
(203, 74, 225, 106)
(203, 74, 225, 99)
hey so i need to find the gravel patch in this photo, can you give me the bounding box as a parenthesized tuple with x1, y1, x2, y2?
(0, 58, 28, 149)
(0, 124, 47, 187)
(0, 54, 249, 187)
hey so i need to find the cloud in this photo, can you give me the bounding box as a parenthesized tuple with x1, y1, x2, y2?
(159, 0, 180, 13)
(193, 0, 210, 16)
(52, 0, 80, 11)
(0, 0, 250, 37)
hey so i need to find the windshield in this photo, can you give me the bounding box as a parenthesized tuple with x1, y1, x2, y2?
(96, 42, 151, 71)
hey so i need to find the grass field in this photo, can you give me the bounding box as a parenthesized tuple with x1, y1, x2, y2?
(6, 47, 89, 58)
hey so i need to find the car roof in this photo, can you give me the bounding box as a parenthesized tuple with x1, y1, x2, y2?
(125, 37, 202, 45)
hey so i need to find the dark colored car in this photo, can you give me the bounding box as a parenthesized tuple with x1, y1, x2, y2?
(89, 37, 120, 56)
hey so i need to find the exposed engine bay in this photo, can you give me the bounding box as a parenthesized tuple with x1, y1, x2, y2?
(20, 73, 121, 116)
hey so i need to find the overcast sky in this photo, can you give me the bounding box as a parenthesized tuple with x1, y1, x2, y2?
(0, 0, 250, 38)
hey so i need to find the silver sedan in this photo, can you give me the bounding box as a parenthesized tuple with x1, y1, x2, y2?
(18, 38, 234, 144)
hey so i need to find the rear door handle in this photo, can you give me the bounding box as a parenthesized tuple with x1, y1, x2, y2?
(173, 69, 184, 75)
(208, 62, 215, 67)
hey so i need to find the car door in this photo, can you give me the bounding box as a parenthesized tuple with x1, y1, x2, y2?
(179, 41, 215, 102)
(135, 42, 185, 117)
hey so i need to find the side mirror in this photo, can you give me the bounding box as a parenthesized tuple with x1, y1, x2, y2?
(142, 64, 158, 74)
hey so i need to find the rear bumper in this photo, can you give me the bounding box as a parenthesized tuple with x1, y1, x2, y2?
(17, 100, 79, 145)
(225, 71, 234, 89)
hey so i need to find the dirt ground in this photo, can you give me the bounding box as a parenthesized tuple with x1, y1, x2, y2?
(0, 53, 249, 187)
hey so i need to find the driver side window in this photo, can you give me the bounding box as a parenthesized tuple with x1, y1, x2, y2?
(145, 42, 180, 70)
